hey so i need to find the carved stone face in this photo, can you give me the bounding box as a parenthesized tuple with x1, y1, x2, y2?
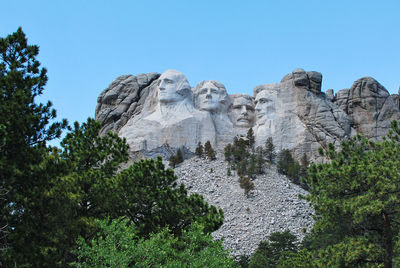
(255, 87, 278, 126)
(157, 70, 190, 104)
(195, 81, 228, 112)
(231, 95, 255, 127)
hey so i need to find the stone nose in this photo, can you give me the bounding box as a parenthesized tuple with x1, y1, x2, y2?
(159, 81, 166, 91)
(240, 106, 248, 115)
(206, 89, 212, 99)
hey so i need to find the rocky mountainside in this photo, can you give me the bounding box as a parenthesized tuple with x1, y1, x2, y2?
(95, 69, 400, 162)
(174, 151, 313, 257)
(95, 69, 399, 256)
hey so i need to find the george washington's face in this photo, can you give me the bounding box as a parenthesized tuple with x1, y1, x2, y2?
(157, 71, 183, 103)
(196, 81, 227, 112)
(231, 96, 255, 127)
(157, 70, 190, 104)
(255, 89, 277, 126)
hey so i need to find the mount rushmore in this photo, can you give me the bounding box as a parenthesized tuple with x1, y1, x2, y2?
(95, 68, 400, 162)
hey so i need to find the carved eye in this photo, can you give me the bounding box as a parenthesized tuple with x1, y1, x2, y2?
(211, 89, 218, 94)
(201, 88, 208, 94)
(165, 79, 173, 84)
(233, 105, 241, 109)
(246, 106, 255, 111)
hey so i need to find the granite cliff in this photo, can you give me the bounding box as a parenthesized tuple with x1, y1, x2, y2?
(96, 69, 400, 162)
(95, 69, 399, 256)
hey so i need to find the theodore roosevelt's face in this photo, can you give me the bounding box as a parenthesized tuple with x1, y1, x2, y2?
(255, 89, 277, 125)
(196, 82, 226, 112)
(231, 96, 255, 127)
(157, 71, 184, 104)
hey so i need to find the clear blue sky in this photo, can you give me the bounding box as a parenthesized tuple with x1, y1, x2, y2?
(1, 0, 399, 126)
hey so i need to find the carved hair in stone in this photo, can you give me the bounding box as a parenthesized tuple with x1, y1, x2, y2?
(193, 80, 230, 113)
(229, 94, 255, 128)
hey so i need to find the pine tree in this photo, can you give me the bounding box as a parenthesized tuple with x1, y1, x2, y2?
(277, 149, 293, 175)
(204, 140, 216, 160)
(247, 154, 257, 178)
(176, 148, 184, 164)
(301, 121, 400, 267)
(0, 28, 68, 265)
(299, 153, 309, 180)
(255, 146, 264, 174)
(246, 128, 255, 149)
(195, 142, 203, 157)
(113, 157, 224, 236)
(224, 143, 232, 162)
(264, 137, 276, 163)
(169, 155, 177, 168)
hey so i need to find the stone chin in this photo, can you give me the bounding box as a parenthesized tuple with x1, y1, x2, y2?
(158, 92, 183, 104)
(235, 118, 252, 128)
(256, 115, 267, 126)
(199, 100, 227, 113)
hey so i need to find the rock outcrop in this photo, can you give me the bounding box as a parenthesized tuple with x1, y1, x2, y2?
(254, 69, 352, 161)
(332, 77, 400, 139)
(95, 68, 399, 256)
(95, 69, 400, 162)
(96, 72, 160, 135)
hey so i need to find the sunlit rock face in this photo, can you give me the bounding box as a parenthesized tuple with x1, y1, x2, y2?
(194, 80, 234, 144)
(229, 94, 255, 129)
(333, 77, 400, 140)
(118, 70, 216, 153)
(194, 80, 230, 113)
(253, 69, 353, 161)
(95, 68, 400, 162)
(253, 82, 308, 158)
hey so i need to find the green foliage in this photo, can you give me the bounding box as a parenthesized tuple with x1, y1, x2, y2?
(0, 27, 68, 265)
(73, 218, 234, 268)
(277, 149, 301, 184)
(226, 136, 264, 179)
(232, 136, 249, 164)
(249, 230, 298, 268)
(204, 140, 217, 160)
(277, 249, 315, 268)
(264, 137, 276, 164)
(235, 255, 250, 268)
(110, 156, 224, 236)
(227, 167, 232, 176)
(224, 143, 232, 162)
(246, 128, 255, 149)
(170, 147, 184, 167)
(301, 121, 400, 267)
(255, 146, 264, 174)
(195, 141, 204, 157)
(176, 147, 184, 163)
(5, 118, 129, 266)
(169, 154, 177, 168)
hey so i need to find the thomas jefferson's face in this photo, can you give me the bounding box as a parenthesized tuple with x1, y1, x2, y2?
(197, 82, 226, 112)
(157, 71, 184, 104)
(255, 89, 277, 125)
(231, 96, 255, 127)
